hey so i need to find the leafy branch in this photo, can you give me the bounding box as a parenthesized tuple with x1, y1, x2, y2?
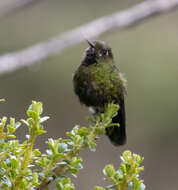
(95, 151, 145, 190)
(0, 101, 145, 190)
(37, 103, 119, 189)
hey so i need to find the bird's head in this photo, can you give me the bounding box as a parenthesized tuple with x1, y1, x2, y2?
(83, 40, 113, 66)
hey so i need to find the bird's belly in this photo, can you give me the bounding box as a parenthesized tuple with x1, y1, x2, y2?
(77, 77, 120, 107)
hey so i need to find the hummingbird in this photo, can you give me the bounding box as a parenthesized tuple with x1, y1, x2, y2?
(73, 40, 127, 146)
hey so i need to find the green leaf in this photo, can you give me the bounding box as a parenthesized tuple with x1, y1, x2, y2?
(68, 166, 78, 174)
(7, 118, 16, 134)
(7, 125, 15, 134)
(28, 101, 43, 115)
(103, 165, 115, 177)
(78, 127, 89, 136)
(47, 138, 58, 154)
(70, 157, 83, 170)
(55, 181, 62, 190)
(7, 134, 16, 138)
(121, 150, 132, 162)
(58, 143, 68, 153)
(88, 141, 96, 151)
(40, 116, 50, 123)
(73, 135, 83, 145)
(21, 119, 29, 126)
(33, 149, 41, 157)
(1, 117, 7, 126)
(27, 110, 39, 121)
(27, 118, 34, 126)
(125, 163, 131, 172)
(10, 156, 19, 169)
(14, 122, 21, 129)
(95, 127, 105, 135)
(94, 186, 105, 190)
(35, 126, 46, 136)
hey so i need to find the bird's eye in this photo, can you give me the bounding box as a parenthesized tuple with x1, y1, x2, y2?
(102, 50, 108, 56)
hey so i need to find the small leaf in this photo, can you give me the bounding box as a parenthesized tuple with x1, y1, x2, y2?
(27, 110, 39, 120)
(27, 118, 34, 126)
(40, 116, 50, 123)
(7, 134, 16, 138)
(14, 122, 21, 129)
(7, 125, 15, 134)
(125, 163, 131, 172)
(29, 101, 43, 115)
(33, 149, 41, 156)
(1, 117, 7, 126)
(103, 165, 115, 177)
(88, 141, 96, 151)
(36, 128, 46, 136)
(94, 186, 105, 190)
(21, 119, 29, 126)
(11, 157, 19, 169)
(58, 143, 68, 153)
(95, 127, 105, 135)
(78, 127, 89, 136)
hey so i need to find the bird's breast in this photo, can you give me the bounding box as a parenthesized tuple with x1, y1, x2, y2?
(73, 63, 125, 107)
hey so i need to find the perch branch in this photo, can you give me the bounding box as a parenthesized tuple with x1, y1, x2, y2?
(0, 0, 178, 75)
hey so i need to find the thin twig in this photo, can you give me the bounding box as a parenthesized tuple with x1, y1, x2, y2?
(0, 0, 178, 75)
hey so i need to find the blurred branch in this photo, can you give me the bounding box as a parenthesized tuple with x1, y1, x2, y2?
(0, 0, 41, 19)
(0, 0, 178, 75)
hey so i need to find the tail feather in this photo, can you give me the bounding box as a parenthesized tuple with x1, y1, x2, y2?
(106, 99, 126, 146)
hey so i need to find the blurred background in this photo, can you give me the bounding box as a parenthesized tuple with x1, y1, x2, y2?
(0, 0, 178, 189)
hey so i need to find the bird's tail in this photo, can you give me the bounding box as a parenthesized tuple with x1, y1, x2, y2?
(106, 99, 126, 146)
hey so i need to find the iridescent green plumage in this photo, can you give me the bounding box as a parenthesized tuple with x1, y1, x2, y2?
(73, 40, 127, 145)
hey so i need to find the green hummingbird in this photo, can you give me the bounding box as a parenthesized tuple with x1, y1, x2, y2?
(73, 40, 127, 146)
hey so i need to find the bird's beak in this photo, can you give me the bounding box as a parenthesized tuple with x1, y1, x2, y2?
(86, 40, 95, 49)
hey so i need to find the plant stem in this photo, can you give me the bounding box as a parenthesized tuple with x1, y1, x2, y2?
(12, 126, 37, 190)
